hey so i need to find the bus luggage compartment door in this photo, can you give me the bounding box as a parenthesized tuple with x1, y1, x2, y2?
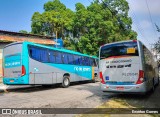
(29, 73, 53, 84)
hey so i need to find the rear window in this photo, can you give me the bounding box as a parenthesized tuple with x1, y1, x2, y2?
(100, 41, 139, 59)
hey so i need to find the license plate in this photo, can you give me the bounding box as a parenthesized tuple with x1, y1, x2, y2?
(116, 86, 124, 90)
(10, 80, 14, 82)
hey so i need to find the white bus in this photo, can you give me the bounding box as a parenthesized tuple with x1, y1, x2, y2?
(99, 40, 159, 93)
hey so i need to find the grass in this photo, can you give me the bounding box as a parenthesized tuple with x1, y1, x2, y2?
(98, 98, 134, 108)
(76, 98, 153, 117)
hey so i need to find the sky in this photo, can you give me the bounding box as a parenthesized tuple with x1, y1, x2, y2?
(127, 0, 160, 48)
(0, 0, 159, 49)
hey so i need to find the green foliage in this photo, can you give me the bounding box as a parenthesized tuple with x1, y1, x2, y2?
(44, 0, 66, 11)
(19, 30, 28, 34)
(31, 0, 137, 55)
(31, 0, 74, 38)
(154, 39, 160, 65)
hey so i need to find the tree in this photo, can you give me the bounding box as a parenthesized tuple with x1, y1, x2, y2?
(31, 0, 137, 56)
(72, 0, 137, 55)
(19, 30, 28, 34)
(31, 0, 74, 38)
(154, 38, 160, 53)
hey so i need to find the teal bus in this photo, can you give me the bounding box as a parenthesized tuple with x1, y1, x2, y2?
(3, 42, 98, 87)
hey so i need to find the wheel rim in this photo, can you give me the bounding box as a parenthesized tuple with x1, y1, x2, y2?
(64, 78, 69, 86)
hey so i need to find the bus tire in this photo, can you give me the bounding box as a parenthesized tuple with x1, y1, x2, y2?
(62, 76, 70, 88)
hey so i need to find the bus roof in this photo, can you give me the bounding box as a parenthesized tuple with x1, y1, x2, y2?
(22, 41, 98, 59)
(99, 40, 153, 56)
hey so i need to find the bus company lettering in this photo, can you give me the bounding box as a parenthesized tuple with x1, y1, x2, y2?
(106, 64, 131, 68)
(5, 62, 21, 67)
(74, 67, 91, 72)
(106, 59, 132, 64)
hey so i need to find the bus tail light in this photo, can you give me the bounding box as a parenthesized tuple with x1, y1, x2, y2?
(21, 65, 26, 76)
(136, 70, 144, 84)
(99, 72, 105, 84)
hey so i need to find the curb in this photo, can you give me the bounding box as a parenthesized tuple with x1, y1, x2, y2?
(0, 89, 8, 93)
(0, 84, 8, 93)
(0, 84, 40, 93)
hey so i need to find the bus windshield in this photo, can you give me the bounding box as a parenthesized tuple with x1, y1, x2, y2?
(100, 41, 139, 59)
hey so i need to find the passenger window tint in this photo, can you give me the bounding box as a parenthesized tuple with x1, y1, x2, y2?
(81, 57, 85, 66)
(40, 49, 48, 62)
(28, 45, 97, 66)
(74, 55, 79, 65)
(89, 58, 96, 66)
(85, 57, 90, 66)
(29, 47, 40, 61)
(55, 52, 62, 64)
(48, 50, 56, 63)
(78, 56, 83, 65)
(29, 46, 48, 62)
(62, 53, 68, 64)
(68, 54, 74, 64)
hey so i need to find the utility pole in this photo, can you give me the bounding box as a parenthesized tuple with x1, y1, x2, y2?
(56, 31, 58, 48)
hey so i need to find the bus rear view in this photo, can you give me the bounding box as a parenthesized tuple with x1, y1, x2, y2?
(3, 42, 27, 85)
(99, 40, 147, 93)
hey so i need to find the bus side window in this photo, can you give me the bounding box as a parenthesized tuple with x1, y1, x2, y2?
(82, 56, 86, 66)
(74, 55, 80, 65)
(29, 48, 33, 57)
(96, 59, 99, 67)
(29, 47, 41, 61)
(89, 58, 96, 67)
(40, 49, 48, 62)
(79, 56, 83, 66)
(62, 52, 68, 64)
(68, 54, 74, 64)
(82, 57, 87, 66)
(89, 58, 92, 66)
(94, 59, 97, 67)
(29, 47, 34, 58)
(55, 51, 62, 64)
(48, 50, 56, 63)
(86, 57, 90, 66)
(83, 57, 87, 66)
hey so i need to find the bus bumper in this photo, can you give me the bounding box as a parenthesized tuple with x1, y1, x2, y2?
(3, 77, 29, 85)
(100, 82, 147, 93)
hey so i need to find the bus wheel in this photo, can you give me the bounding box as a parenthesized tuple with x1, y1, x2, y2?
(62, 76, 70, 88)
